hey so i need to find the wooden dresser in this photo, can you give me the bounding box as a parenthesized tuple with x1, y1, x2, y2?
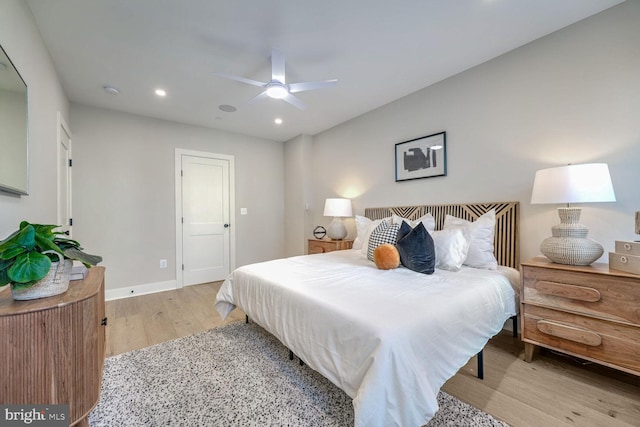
(308, 238, 354, 254)
(0, 267, 106, 426)
(521, 257, 640, 376)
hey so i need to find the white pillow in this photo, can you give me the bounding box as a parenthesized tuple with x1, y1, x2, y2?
(443, 210, 498, 270)
(431, 228, 470, 272)
(391, 213, 436, 232)
(352, 215, 371, 250)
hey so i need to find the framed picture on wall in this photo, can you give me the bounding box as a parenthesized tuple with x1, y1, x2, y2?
(395, 131, 447, 182)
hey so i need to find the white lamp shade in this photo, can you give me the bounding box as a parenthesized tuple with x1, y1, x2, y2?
(323, 198, 353, 217)
(530, 163, 616, 205)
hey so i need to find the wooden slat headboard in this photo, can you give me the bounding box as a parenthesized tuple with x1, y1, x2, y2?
(364, 201, 520, 269)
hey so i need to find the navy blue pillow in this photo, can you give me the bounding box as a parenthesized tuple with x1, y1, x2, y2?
(396, 221, 435, 275)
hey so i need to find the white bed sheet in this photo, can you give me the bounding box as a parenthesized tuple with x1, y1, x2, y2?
(215, 249, 517, 427)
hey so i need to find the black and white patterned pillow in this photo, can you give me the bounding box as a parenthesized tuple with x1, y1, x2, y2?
(367, 222, 401, 261)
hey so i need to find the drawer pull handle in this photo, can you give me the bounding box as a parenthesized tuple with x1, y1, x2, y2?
(536, 320, 602, 346)
(535, 281, 601, 302)
(620, 256, 628, 264)
(624, 243, 632, 251)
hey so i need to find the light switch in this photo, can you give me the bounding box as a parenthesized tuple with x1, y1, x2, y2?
(240, 208, 248, 215)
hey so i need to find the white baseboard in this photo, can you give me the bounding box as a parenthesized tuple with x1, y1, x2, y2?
(105, 280, 177, 301)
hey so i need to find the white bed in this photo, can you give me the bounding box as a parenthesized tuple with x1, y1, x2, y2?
(215, 202, 520, 427)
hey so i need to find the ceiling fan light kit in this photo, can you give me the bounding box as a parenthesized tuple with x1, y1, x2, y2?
(265, 83, 288, 99)
(214, 49, 337, 110)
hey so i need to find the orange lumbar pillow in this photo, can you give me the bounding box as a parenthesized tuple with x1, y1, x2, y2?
(373, 244, 400, 270)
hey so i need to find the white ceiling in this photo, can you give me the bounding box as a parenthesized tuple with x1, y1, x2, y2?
(27, 0, 624, 142)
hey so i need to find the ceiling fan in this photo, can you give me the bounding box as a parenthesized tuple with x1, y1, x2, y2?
(213, 49, 337, 110)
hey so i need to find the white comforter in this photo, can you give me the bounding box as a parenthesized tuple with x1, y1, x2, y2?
(215, 249, 517, 427)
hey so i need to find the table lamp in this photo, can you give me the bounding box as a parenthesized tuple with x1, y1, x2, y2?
(530, 163, 616, 265)
(323, 198, 353, 240)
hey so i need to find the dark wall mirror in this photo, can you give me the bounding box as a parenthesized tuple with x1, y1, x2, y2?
(0, 44, 28, 195)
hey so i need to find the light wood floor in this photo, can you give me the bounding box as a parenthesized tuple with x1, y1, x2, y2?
(105, 282, 640, 426)
(105, 281, 245, 357)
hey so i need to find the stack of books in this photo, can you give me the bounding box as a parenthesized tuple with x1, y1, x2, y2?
(609, 241, 640, 275)
(70, 265, 88, 281)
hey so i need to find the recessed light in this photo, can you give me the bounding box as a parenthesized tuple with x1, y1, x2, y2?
(155, 89, 167, 97)
(103, 85, 119, 95)
(274, 118, 283, 125)
(219, 104, 237, 113)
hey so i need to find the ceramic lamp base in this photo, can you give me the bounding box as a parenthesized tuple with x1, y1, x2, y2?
(540, 207, 603, 266)
(327, 217, 347, 240)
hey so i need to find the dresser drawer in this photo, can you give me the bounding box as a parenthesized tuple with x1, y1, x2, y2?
(309, 240, 333, 254)
(308, 239, 353, 254)
(522, 265, 640, 325)
(523, 304, 640, 374)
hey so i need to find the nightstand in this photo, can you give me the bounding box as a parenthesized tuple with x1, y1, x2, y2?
(308, 239, 354, 254)
(521, 256, 640, 376)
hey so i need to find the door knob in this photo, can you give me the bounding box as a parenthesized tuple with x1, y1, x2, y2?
(224, 224, 230, 228)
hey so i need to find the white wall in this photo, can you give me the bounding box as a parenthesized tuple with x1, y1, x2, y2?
(310, 1, 640, 264)
(284, 134, 314, 256)
(70, 104, 285, 293)
(0, 0, 69, 236)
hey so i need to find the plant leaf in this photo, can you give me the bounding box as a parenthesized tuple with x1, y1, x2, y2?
(0, 229, 21, 247)
(0, 224, 34, 249)
(7, 252, 52, 283)
(0, 257, 12, 286)
(31, 224, 59, 239)
(53, 237, 82, 251)
(0, 225, 36, 259)
(0, 264, 10, 287)
(35, 233, 64, 254)
(15, 225, 36, 250)
(0, 243, 26, 260)
(63, 247, 102, 266)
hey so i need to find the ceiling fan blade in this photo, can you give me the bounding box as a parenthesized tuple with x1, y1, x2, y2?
(213, 72, 266, 88)
(248, 91, 269, 104)
(271, 49, 286, 84)
(282, 93, 307, 110)
(288, 79, 338, 93)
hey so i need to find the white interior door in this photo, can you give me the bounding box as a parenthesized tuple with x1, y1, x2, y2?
(180, 154, 231, 286)
(57, 113, 72, 236)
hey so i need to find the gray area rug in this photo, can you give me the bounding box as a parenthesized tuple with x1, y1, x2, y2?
(90, 322, 509, 426)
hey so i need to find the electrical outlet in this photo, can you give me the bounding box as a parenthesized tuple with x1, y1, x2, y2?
(160, 259, 167, 268)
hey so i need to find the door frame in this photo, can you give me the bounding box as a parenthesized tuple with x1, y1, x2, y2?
(175, 148, 235, 288)
(56, 112, 72, 236)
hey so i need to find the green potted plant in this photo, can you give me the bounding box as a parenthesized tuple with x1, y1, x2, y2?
(0, 221, 102, 300)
